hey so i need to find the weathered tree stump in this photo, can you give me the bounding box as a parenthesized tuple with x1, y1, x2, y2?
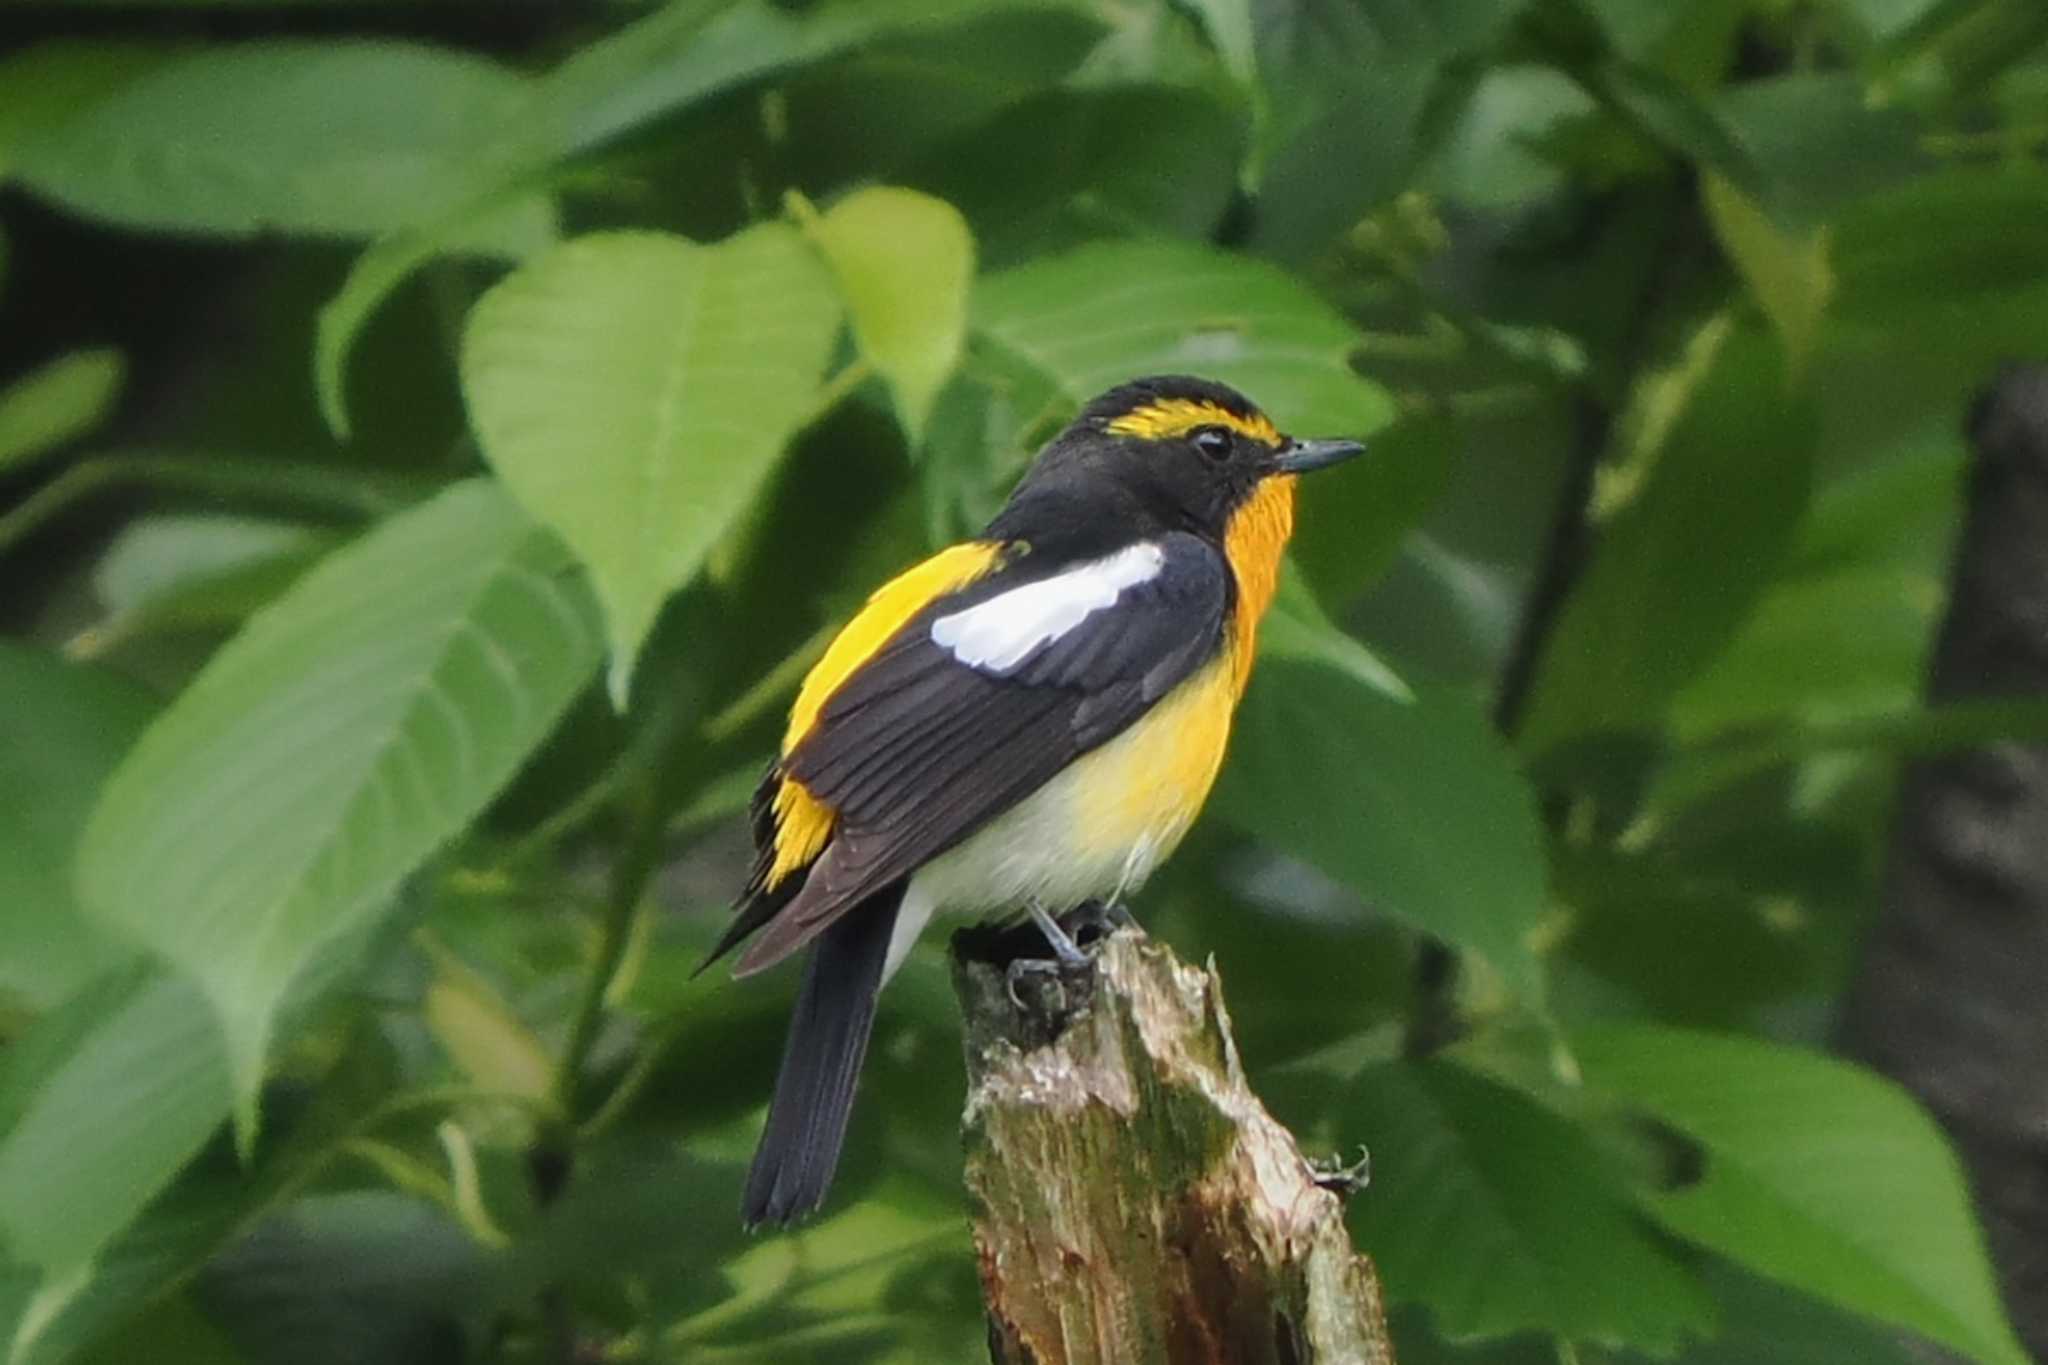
(952, 925, 1394, 1365)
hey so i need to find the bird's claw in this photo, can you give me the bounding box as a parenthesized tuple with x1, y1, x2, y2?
(1005, 957, 1072, 1015)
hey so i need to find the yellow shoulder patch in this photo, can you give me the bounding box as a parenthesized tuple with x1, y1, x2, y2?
(1105, 397, 1281, 447)
(782, 539, 1005, 753)
(763, 539, 1005, 890)
(765, 778, 833, 890)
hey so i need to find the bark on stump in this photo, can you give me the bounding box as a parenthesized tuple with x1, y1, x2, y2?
(952, 927, 1393, 1365)
(1839, 365, 2048, 1357)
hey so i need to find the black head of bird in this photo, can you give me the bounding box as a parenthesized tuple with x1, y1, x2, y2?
(991, 374, 1367, 564)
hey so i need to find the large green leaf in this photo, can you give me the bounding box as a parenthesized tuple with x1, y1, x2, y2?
(0, 645, 154, 1012)
(1346, 1058, 1715, 1351)
(0, 349, 122, 476)
(1832, 169, 2048, 322)
(8, 41, 551, 243)
(1215, 585, 1549, 1004)
(809, 187, 974, 443)
(316, 0, 1073, 434)
(1, 1023, 391, 1365)
(973, 237, 1395, 437)
(1520, 327, 1817, 754)
(77, 481, 602, 1138)
(461, 226, 841, 703)
(0, 970, 230, 1301)
(1576, 1024, 2031, 1365)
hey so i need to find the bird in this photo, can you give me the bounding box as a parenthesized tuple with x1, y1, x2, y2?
(702, 373, 1366, 1227)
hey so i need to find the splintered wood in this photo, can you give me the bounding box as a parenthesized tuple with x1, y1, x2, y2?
(954, 932, 1394, 1365)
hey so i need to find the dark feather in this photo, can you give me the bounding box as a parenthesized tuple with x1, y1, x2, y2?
(742, 885, 901, 1228)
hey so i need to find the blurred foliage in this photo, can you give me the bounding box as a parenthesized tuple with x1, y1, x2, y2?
(3, 0, 2047, 1361)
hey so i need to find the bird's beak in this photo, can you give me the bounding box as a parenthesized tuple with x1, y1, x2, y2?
(1272, 437, 1366, 475)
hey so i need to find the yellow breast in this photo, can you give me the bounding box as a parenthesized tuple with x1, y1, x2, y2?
(1068, 652, 1238, 878)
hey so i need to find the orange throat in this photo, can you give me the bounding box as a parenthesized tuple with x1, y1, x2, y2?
(1222, 475, 1296, 694)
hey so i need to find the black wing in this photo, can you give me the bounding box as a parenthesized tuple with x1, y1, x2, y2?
(734, 531, 1229, 973)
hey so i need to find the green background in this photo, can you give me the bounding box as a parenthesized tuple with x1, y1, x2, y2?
(3, 0, 2046, 1361)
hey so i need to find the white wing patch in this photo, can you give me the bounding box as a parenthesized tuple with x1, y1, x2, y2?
(930, 541, 1164, 671)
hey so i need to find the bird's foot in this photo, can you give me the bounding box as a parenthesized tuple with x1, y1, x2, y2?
(1060, 899, 1138, 950)
(1309, 1145, 1372, 1197)
(1005, 957, 1076, 1016)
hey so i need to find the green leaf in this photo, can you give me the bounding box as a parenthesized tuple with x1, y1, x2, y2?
(1187, 0, 1255, 80)
(421, 950, 552, 1105)
(0, 43, 168, 182)
(0, 349, 123, 475)
(1520, 326, 1817, 753)
(1715, 73, 1925, 226)
(461, 227, 841, 703)
(1668, 564, 1937, 742)
(82, 514, 332, 653)
(974, 237, 1395, 437)
(0, 969, 231, 1286)
(908, 85, 1244, 264)
(1702, 174, 1832, 378)
(515, 0, 1030, 173)
(1585, 59, 1765, 198)
(1576, 1024, 2031, 1365)
(809, 187, 974, 442)
(73, 1294, 246, 1365)
(1427, 65, 1598, 207)
(198, 1193, 489, 1365)
(0, 645, 155, 1012)
(1216, 608, 1549, 1004)
(9, 42, 551, 242)
(1345, 1058, 1715, 1350)
(1289, 411, 1456, 605)
(1252, 0, 1521, 257)
(77, 481, 602, 1141)
(313, 193, 560, 441)
(1, 1019, 391, 1365)
(316, 0, 1067, 426)
(1833, 168, 2048, 321)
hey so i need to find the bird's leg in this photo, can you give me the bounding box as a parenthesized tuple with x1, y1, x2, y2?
(1027, 899, 1092, 967)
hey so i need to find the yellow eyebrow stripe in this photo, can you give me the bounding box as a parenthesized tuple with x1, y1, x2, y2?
(1105, 397, 1280, 446)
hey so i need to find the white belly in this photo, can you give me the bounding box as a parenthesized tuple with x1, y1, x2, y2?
(881, 657, 1236, 979)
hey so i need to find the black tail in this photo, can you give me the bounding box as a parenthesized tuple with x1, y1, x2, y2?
(742, 886, 902, 1228)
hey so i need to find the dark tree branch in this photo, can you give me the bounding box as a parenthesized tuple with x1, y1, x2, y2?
(1839, 364, 2048, 1358)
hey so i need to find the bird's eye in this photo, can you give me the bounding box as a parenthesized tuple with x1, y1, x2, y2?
(1190, 426, 1233, 462)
